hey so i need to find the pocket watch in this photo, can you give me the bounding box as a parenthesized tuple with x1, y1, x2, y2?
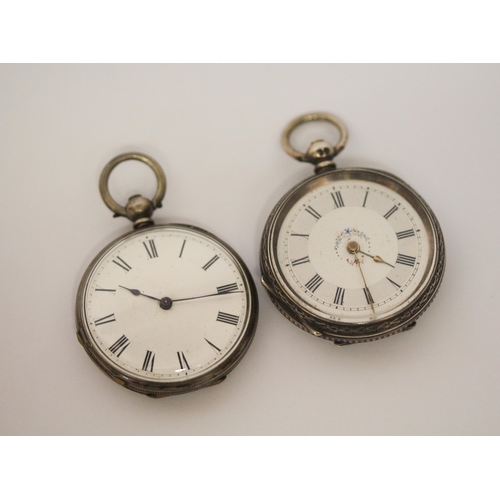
(76, 152, 258, 397)
(260, 112, 445, 345)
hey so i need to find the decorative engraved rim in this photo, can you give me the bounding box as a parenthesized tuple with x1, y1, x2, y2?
(260, 168, 445, 344)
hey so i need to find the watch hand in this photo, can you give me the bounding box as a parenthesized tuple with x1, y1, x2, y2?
(358, 250, 395, 268)
(346, 241, 375, 314)
(120, 285, 241, 311)
(119, 285, 160, 302)
(172, 290, 243, 303)
(355, 253, 375, 313)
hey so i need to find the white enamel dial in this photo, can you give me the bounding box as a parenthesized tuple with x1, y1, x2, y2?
(275, 177, 433, 323)
(81, 225, 254, 385)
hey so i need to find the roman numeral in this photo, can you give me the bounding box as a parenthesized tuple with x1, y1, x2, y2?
(216, 311, 240, 326)
(202, 255, 219, 270)
(362, 190, 369, 208)
(305, 206, 321, 220)
(142, 350, 155, 372)
(331, 191, 344, 208)
(112, 256, 132, 272)
(179, 239, 186, 258)
(333, 287, 345, 305)
(386, 277, 401, 289)
(384, 205, 399, 219)
(363, 287, 375, 305)
(205, 338, 221, 352)
(143, 239, 158, 258)
(94, 313, 116, 326)
(177, 351, 190, 370)
(396, 254, 416, 267)
(396, 229, 415, 240)
(291, 233, 309, 238)
(109, 335, 130, 357)
(291, 256, 310, 266)
(217, 283, 238, 294)
(305, 274, 324, 293)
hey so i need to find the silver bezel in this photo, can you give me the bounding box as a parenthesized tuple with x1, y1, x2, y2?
(76, 223, 259, 397)
(260, 168, 445, 344)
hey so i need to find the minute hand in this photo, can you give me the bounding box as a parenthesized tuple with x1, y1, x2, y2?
(354, 252, 375, 313)
(172, 291, 243, 303)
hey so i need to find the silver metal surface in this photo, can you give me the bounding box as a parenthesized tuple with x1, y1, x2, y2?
(260, 168, 445, 344)
(281, 112, 349, 170)
(77, 153, 258, 397)
(99, 152, 166, 227)
(262, 112, 445, 344)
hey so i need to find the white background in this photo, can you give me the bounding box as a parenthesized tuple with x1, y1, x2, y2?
(1, 64, 499, 436)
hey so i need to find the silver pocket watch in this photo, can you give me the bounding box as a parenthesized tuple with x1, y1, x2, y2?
(260, 112, 445, 345)
(76, 153, 258, 397)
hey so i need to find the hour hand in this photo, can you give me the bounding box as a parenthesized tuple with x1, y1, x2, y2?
(119, 285, 160, 301)
(359, 250, 395, 268)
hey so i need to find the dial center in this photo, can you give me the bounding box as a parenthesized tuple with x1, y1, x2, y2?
(334, 226, 371, 265)
(307, 206, 398, 288)
(159, 296, 173, 310)
(346, 240, 360, 254)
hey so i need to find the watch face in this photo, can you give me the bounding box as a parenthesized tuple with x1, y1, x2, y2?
(77, 224, 257, 396)
(262, 168, 444, 340)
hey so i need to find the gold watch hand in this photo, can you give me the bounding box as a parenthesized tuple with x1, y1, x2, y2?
(346, 241, 375, 314)
(358, 250, 395, 268)
(355, 252, 375, 313)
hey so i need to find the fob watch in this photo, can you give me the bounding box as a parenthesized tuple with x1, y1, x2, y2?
(260, 112, 445, 345)
(76, 152, 258, 397)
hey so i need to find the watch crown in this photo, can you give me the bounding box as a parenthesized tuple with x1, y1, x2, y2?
(306, 140, 337, 172)
(125, 195, 155, 229)
(306, 139, 334, 160)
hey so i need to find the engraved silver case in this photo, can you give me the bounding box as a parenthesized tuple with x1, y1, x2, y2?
(260, 167, 445, 345)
